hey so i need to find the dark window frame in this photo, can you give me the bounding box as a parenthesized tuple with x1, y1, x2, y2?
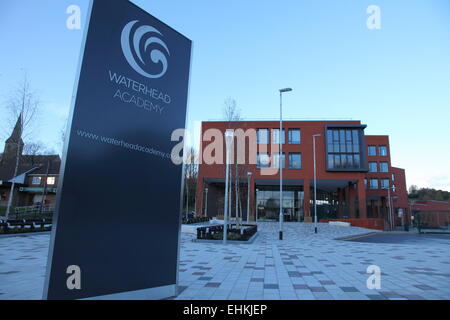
(381, 178, 390, 189)
(288, 129, 301, 144)
(325, 125, 368, 172)
(288, 153, 302, 169)
(257, 129, 269, 144)
(271, 129, 286, 145)
(256, 153, 270, 168)
(370, 179, 379, 189)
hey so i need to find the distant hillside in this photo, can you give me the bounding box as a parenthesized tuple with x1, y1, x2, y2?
(408, 186, 450, 202)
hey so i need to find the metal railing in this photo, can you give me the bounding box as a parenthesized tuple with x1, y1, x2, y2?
(414, 210, 450, 233)
(13, 205, 55, 220)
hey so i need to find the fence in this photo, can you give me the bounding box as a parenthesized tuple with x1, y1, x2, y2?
(414, 210, 450, 232)
(13, 205, 55, 220)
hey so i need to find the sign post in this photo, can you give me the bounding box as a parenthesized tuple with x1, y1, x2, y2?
(44, 0, 192, 300)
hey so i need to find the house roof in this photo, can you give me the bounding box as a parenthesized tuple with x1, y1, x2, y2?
(0, 154, 61, 182)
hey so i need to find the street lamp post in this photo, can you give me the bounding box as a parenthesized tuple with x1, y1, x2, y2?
(279, 88, 292, 240)
(255, 188, 259, 221)
(223, 130, 234, 244)
(204, 187, 208, 217)
(383, 185, 395, 230)
(387, 186, 392, 230)
(313, 134, 321, 234)
(247, 172, 252, 223)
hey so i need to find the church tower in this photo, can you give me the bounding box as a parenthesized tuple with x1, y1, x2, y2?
(1, 115, 24, 164)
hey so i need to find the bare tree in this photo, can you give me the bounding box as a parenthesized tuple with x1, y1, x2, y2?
(223, 97, 241, 123)
(23, 141, 45, 165)
(23, 141, 57, 165)
(3, 75, 41, 219)
(23, 141, 46, 155)
(4, 74, 41, 141)
(223, 97, 248, 228)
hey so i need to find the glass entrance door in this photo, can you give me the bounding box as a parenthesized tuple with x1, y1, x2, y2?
(256, 186, 304, 222)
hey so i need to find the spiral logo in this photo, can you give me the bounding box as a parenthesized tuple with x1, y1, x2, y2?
(121, 20, 170, 79)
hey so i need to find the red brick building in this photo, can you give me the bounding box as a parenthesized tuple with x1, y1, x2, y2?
(409, 200, 450, 229)
(0, 116, 61, 212)
(195, 120, 409, 230)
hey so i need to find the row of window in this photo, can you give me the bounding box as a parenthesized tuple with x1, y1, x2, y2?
(326, 128, 364, 170)
(257, 153, 302, 169)
(365, 178, 395, 190)
(32, 176, 56, 186)
(364, 179, 389, 189)
(257, 129, 301, 144)
(328, 153, 361, 169)
(368, 161, 389, 173)
(368, 145, 388, 156)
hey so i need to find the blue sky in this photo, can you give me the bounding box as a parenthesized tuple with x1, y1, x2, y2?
(1, 0, 449, 191)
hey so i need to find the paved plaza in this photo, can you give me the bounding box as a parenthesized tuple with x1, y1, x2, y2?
(1, 222, 449, 300)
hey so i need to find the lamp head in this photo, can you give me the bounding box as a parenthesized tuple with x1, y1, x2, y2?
(279, 88, 292, 93)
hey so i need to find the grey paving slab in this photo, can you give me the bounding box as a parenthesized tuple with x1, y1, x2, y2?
(0, 222, 449, 300)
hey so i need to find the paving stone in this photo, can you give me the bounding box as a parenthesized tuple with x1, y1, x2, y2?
(413, 285, 437, 291)
(264, 284, 279, 289)
(204, 282, 221, 288)
(1, 222, 450, 300)
(366, 294, 387, 300)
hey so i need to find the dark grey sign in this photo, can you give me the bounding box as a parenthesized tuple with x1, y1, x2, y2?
(44, 0, 191, 300)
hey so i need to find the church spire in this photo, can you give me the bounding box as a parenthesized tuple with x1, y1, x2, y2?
(6, 114, 23, 143)
(2, 114, 24, 163)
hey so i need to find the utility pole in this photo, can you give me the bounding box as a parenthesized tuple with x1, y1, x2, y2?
(40, 161, 50, 216)
(278, 87, 292, 240)
(223, 130, 234, 244)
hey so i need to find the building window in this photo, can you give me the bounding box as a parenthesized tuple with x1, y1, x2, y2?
(272, 153, 286, 169)
(379, 145, 387, 156)
(47, 177, 56, 185)
(288, 129, 301, 144)
(272, 129, 285, 144)
(368, 145, 377, 156)
(364, 179, 368, 189)
(381, 179, 390, 189)
(257, 153, 270, 168)
(257, 129, 269, 144)
(32, 177, 41, 185)
(370, 179, 378, 189)
(392, 173, 395, 181)
(326, 128, 363, 170)
(369, 162, 378, 172)
(380, 162, 389, 172)
(289, 153, 302, 169)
